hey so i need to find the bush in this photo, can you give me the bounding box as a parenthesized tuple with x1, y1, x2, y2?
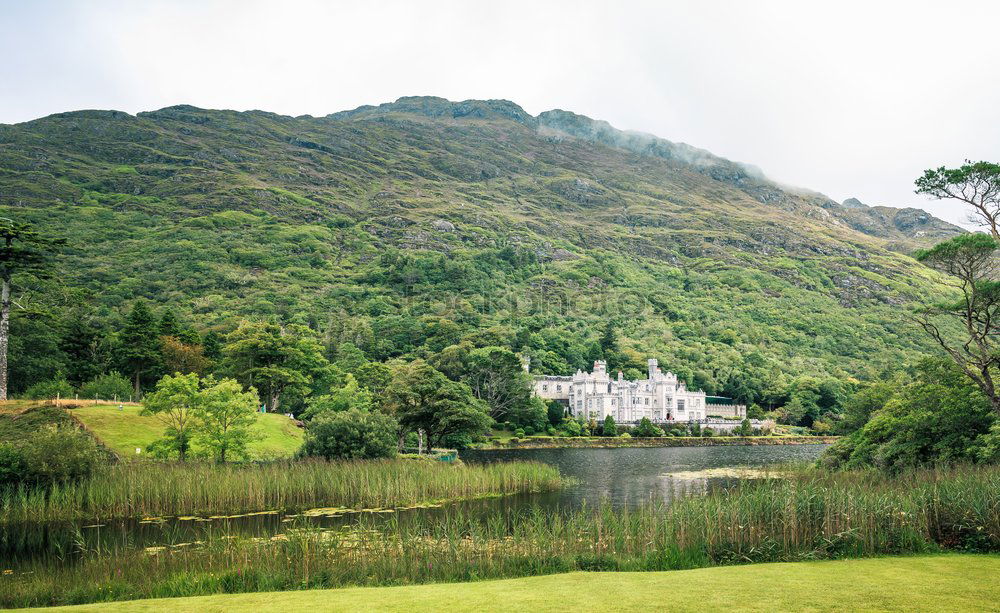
(19, 426, 102, 484)
(299, 408, 398, 460)
(514, 428, 525, 437)
(560, 418, 582, 437)
(633, 416, 664, 437)
(523, 426, 535, 436)
(619, 432, 631, 439)
(78, 372, 133, 401)
(702, 427, 715, 437)
(0, 443, 27, 486)
(23, 377, 75, 400)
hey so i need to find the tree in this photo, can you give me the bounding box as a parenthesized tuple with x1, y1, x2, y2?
(301, 374, 373, 420)
(202, 331, 223, 362)
(194, 377, 260, 463)
(332, 342, 367, 373)
(299, 408, 398, 460)
(602, 415, 617, 436)
(916, 161, 1000, 240)
(464, 346, 532, 421)
(914, 234, 1000, 415)
(141, 372, 200, 461)
(386, 359, 492, 449)
(221, 321, 331, 412)
(161, 335, 210, 375)
(820, 359, 994, 470)
(118, 301, 161, 398)
(546, 399, 565, 426)
(158, 310, 182, 338)
(354, 361, 392, 398)
(0, 220, 64, 400)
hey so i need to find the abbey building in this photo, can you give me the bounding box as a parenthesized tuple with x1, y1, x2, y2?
(532, 359, 745, 424)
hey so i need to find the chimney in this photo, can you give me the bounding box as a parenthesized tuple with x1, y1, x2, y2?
(618, 370, 623, 382)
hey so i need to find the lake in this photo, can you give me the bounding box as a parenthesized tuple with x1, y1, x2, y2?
(461, 443, 828, 508)
(2, 444, 827, 563)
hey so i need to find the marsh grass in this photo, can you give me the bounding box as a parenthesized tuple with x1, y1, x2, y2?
(2, 464, 998, 608)
(0, 459, 565, 523)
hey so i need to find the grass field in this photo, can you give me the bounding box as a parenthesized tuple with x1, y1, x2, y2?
(69, 404, 304, 459)
(22, 555, 1000, 612)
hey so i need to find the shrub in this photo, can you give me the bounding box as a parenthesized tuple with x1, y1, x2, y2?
(633, 416, 663, 437)
(299, 408, 398, 460)
(702, 427, 715, 437)
(0, 443, 27, 486)
(523, 426, 535, 436)
(560, 418, 581, 437)
(619, 432, 631, 439)
(23, 377, 75, 400)
(78, 372, 133, 401)
(514, 428, 525, 437)
(19, 426, 102, 484)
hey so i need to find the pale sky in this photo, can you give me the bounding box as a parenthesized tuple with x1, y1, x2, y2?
(2, 0, 999, 227)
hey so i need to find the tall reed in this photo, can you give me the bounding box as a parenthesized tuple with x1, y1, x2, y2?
(2, 464, 997, 608)
(0, 459, 565, 523)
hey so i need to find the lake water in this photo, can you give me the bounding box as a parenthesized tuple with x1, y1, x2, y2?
(3, 444, 826, 563)
(461, 444, 828, 508)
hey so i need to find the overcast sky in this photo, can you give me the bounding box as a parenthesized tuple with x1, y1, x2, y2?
(3, 0, 998, 227)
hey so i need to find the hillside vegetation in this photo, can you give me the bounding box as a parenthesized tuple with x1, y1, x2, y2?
(0, 96, 963, 394)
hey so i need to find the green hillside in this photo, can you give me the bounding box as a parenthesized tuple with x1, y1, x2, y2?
(0, 96, 962, 394)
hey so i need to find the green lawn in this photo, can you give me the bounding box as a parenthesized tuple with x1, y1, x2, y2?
(25, 555, 1000, 612)
(70, 405, 304, 459)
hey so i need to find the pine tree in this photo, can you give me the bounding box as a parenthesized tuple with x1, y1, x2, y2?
(158, 309, 182, 338)
(603, 414, 617, 436)
(118, 300, 161, 398)
(0, 220, 65, 400)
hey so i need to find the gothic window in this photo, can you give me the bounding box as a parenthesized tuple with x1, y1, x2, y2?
(542, 385, 548, 392)
(677, 399, 686, 411)
(557, 385, 562, 392)
(645, 398, 649, 405)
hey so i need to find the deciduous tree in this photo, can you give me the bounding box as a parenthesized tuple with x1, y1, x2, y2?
(194, 377, 260, 463)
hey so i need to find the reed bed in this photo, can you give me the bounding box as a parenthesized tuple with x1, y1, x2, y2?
(0, 459, 565, 523)
(2, 464, 998, 608)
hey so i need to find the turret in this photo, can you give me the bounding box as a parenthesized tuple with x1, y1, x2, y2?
(647, 358, 660, 379)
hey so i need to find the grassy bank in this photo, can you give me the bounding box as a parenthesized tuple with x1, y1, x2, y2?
(22, 555, 1000, 612)
(69, 405, 304, 459)
(0, 459, 565, 523)
(2, 465, 997, 608)
(480, 435, 838, 449)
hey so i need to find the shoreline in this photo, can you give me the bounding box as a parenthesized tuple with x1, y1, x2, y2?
(474, 435, 838, 450)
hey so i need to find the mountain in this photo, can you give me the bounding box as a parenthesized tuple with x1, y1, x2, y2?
(0, 96, 962, 394)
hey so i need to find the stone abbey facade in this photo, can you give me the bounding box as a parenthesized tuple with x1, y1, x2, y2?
(532, 359, 746, 424)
